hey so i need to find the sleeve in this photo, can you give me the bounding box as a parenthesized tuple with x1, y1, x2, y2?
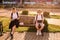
(34, 15, 37, 21)
(35, 16, 36, 21)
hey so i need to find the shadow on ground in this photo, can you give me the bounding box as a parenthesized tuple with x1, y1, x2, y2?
(24, 32, 49, 40)
(24, 19, 49, 40)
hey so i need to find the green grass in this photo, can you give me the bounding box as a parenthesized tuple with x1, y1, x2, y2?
(50, 15, 60, 19)
(48, 24, 60, 32)
(3, 24, 60, 32)
(0, 16, 60, 32)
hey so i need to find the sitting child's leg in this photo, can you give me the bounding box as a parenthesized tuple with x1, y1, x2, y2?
(38, 23, 44, 35)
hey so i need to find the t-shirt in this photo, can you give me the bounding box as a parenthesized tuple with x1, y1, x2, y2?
(37, 15, 43, 20)
(11, 12, 19, 20)
(12, 13, 18, 20)
(35, 14, 44, 21)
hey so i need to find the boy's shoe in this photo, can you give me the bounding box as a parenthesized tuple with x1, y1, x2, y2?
(10, 33, 13, 40)
(36, 30, 39, 35)
(36, 32, 39, 35)
(39, 31, 42, 35)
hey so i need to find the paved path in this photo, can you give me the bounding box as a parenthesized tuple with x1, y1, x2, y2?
(46, 18, 60, 26)
(0, 32, 60, 40)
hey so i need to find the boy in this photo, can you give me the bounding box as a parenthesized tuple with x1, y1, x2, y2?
(35, 10, 44, 35)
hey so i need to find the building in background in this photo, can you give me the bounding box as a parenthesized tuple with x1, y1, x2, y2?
(0, 0, 60, 8)
(0, 0, 60, 5)
(19, 0, 60, 4)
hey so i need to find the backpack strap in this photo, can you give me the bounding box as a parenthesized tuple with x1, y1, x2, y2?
(11, 13, 13, 19)
(41, 14, 43, 19)
(16, 12, 19, 18)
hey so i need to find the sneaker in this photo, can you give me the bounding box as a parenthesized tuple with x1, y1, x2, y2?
(39, 31, 42, 35)
(36, 30, 39, 35)
(10, 33, 13, 40)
